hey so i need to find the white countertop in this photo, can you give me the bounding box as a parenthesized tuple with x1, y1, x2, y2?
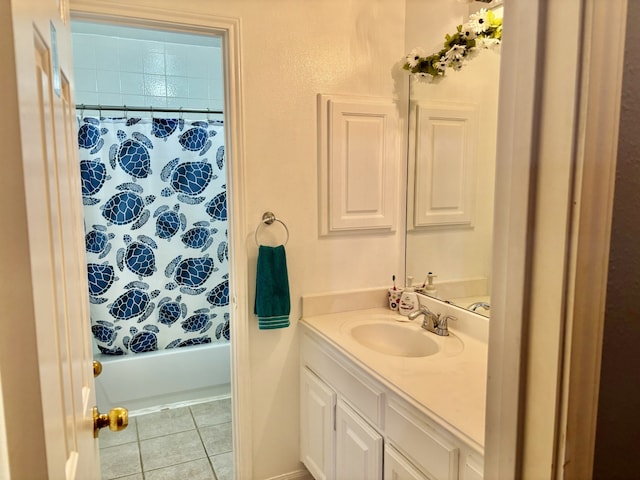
(301, 307, 488, 450)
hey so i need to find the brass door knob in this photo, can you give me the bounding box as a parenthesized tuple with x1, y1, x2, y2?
(93, 360, 102, 378)
(93, 406, 128, 438)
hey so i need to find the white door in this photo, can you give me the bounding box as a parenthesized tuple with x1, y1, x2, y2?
(335, 399, 383, 480)
(0, 0, 101, 478)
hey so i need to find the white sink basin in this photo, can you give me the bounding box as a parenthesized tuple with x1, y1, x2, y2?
(349, 322, 441, 358)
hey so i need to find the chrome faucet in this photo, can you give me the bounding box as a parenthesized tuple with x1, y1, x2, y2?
(408, 306, 450, 336)
(468, 301, 490, 312)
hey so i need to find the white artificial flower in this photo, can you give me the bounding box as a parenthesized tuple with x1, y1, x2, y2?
(464, 47, 480, 60)
(476, 37, 501, 50)
(406, 47, 426, 68)
(413, 71, 433, 83)
(461, 23, 477, 41)
(445, 44, 466, 62)
(436, 57, 448, 71)
(468, 8, 489, 34)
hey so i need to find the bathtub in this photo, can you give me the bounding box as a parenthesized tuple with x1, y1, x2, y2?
(95, 343, 231, 413)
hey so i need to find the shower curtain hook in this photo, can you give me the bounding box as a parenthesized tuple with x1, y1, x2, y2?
(150, 105, 154, 119)
(206, 109, 211, 122)
(179, 107, 184, 120)
(98, 104, 102, 119)
(79, 105, 85, 119)
(124, 104, 128, 120)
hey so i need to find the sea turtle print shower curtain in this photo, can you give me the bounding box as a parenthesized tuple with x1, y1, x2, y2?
(78, 117, 230, 354)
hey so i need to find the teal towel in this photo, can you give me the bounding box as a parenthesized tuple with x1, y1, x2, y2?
(254, 245, 290, 329)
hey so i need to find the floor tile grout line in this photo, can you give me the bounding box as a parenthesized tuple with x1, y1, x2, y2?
(188, 402, 219, 478)
(142, 455, 215, 476)
(133, 417, 145, 478)
(139, 430, 209, 473)
(101, 401, 232, 479)
(192, 411, 223, 479)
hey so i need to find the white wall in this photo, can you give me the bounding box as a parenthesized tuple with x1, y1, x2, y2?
(404, 0, 500, 290)
(71, 1, 408, 478)
(232, 3, 407, 477)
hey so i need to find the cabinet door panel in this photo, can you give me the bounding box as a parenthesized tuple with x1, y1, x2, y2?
(301, 367, 336, 480)
(385, 444, 431, 480)
(335, 399, 383, 480)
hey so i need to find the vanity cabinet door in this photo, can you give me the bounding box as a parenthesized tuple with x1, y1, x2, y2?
(385, 444, 432, 480)
(300, 367, 337, 480)
(335, 398, 383, 480)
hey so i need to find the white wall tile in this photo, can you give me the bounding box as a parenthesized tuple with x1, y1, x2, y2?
(187, 47, 209, 78)
(188, 78, 208, 99)
(121, 94, 146, 107)
(166, 76, 189, 98)
(119, 43, 144, 73)
(120, 72, 144, 95)
(166, 97, 189, 109)
(74, 68, 97, 92)
(166, 53, 189, 76)
(97, 92, 123, 106)
(207, 98, 224, 112)
(141, 40, 164, 55)
(96, 69, 121, 93)
(72, 34, 96, 69)
(186, 97, 208, 109)
(208, 78, 223, 102)
(72, 27, 222, 112)
(95, 38, 119, 70)
(144, 75, 166, 97)
(143, 52, 165, 75)
(206, 47, 222, 77)
(75, 91, 98, 105)
(145, 95, 167, 107)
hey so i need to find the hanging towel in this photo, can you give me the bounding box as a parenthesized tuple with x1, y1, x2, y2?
(254, 245, 291, 329)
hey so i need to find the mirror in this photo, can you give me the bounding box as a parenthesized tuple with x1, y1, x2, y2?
(404, 3, 503, 317)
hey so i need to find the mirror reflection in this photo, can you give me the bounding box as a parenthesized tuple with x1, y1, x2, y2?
(405, 4, 503, 317)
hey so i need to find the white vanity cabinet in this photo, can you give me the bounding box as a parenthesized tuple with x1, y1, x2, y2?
(300, 367, 383, 480)
(300, 325, 484, 480)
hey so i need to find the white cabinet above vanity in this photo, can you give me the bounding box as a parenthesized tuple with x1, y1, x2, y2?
(299, 301, 488, 480)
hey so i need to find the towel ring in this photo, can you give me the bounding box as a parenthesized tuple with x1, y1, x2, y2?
(254, 211, 289, 246)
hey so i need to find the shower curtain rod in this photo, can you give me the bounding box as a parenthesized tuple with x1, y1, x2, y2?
(75, 104, 223, 115)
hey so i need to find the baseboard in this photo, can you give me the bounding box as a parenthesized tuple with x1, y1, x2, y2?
(265, 468, 312, 480)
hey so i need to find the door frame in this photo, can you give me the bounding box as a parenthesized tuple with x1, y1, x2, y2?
(69, 2, 251, 477)
(487, 0, 627, 477)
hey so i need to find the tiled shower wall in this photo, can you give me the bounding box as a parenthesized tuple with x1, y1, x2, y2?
(71, 22, 223, 113)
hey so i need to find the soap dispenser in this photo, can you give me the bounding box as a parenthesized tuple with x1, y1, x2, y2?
(399, 276, 419, 316)
(423, 272, 438, 299)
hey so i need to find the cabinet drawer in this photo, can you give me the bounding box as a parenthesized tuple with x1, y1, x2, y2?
(385, 399, 459, 480)
(302, 331, 383, 427)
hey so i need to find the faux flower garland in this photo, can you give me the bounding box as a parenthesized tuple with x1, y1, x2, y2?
(404, 8, 502, 82)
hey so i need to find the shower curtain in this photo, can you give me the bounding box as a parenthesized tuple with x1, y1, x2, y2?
(78, 116, 230, 355)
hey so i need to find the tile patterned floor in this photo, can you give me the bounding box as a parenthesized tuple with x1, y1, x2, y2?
(99, 398, 233, 480)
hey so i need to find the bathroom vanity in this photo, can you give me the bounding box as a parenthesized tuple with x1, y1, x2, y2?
(299, 301, 488, 480)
